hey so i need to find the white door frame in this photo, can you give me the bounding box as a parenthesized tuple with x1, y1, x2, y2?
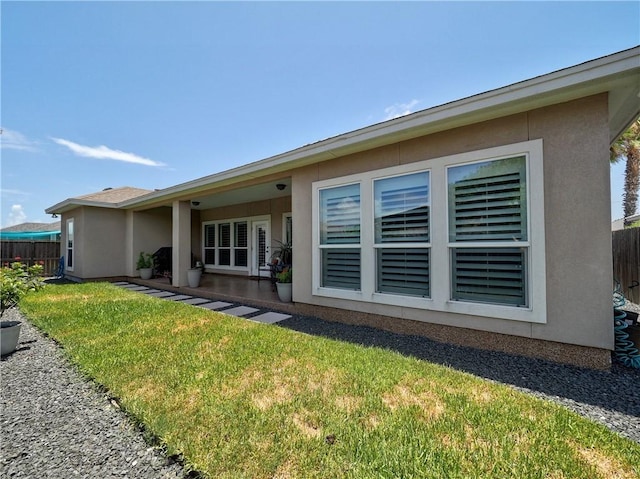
(251, 219, 271, 277)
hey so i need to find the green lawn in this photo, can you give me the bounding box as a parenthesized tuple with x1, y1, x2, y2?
(20, 282, 640, 479)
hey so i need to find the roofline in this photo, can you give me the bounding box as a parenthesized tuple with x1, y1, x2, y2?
(49, 46, 640, 213)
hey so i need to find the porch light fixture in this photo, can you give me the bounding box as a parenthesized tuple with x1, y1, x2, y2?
(51, 214, 58, 218)
(276, 183, 286, 191)
(192, 201, 200, 206)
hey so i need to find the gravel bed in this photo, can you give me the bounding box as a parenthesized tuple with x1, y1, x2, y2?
(2, 304, 639, 479)
(0, 309, 186, 479)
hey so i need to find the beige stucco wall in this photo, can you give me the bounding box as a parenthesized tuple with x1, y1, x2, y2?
(291, 94, 613, 350)
(60, 206, 128, 278)
(199, 196, 291, 244)
(130, 207, 172, 277)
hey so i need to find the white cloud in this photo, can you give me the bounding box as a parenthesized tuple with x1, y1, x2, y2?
(51, 137, 165, 167)
(7, 204, 27, 227)
(384, 99, 421, 121)
(1, 128, 39, 152)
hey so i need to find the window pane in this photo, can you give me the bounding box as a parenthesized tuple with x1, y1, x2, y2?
(321, 249, 360, 290)
(320, 184, 360, 244)
(219, 249, 231, 266)
(377, 248, 430, 297)
(204, 224, 215, 248)
(67, 249, 73, 268)
(204, 249, 216, 265)
(235, 249, 248, 267)
(448, 157, 527, 242)
(235, 222, 247, 247)
(219, 223, 231, 247)
(451, 247, 527, 306)
(375, 172, 429, 243)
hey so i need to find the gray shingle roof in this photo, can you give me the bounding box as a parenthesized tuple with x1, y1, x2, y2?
(74, 187, 153, 204)
(0, 222, 61, 233)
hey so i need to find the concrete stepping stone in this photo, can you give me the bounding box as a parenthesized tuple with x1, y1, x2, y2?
(250, 312, 292, 324)
(219, 306, 259, 317)
(126, 286, 151, 291)
(181, 297, 211, 305)
(164, 294, 192, 301)
(147, 291, 176, 298)
(140, 289, 163, 294)
(112, 281, 130, 286)
(198, 301, 233, 310)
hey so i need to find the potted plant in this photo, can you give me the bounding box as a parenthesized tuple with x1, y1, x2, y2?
(271, 239, 292, 265)
(136, 252, 154, 280)
(275, 267, 292, 302)
(1, 261, 45, 356)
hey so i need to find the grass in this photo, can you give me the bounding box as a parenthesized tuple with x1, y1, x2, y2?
(20, 282, 640, 479)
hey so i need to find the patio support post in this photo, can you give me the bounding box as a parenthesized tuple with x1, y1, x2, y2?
(172, 200, 191, 287)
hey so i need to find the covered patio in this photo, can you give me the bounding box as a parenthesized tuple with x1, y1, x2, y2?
(130, 272, 295, 314)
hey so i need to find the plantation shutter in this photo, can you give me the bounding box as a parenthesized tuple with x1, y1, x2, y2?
(320, 184, 361, 290)
(374, 172, 431, 298)
(448, 157, 528, 307)
(234, 222, 248, 267)
(377, 248, 430, 297)
(204, 224, 216, 265)
(322, 249, 361, 289)
(449, 157, 527, 242)
(451, 248, 526, 306)
(219, 223, 231, 266)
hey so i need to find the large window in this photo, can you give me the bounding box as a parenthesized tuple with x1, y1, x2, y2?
(203, 220, 248, 269)
(448, 157, 527, 307)
(319, 184, 361, 290)
(374, 172, 430, 297)
(313, 140, 546, 323)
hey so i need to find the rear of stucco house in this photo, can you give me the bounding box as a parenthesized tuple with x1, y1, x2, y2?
(47, 47, 640, 369)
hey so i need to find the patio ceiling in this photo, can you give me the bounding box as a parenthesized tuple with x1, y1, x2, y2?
(185, 178, 291, 210)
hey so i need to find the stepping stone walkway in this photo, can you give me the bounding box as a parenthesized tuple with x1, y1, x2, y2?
(111, 282, 292, 324)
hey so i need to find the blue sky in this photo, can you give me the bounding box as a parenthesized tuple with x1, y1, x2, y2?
(2, 1, 639, 227)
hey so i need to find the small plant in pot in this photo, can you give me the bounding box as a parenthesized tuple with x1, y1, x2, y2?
(275, 267, 292, 302)
(1, 261, 45, 356)
(136, 252, 154, 280)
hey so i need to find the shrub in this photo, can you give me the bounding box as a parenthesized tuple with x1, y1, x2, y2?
(276, 268, 292, 283)
(1, 261, 45, 316)
(136, 252, 154, 270)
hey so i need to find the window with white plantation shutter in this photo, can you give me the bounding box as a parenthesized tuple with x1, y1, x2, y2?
(448, 156, 528, 307)
(374, 171, 430, 297)
(204, 224, 216, 265)
(319, 184, 361, 290)
(218, 223, 231, 266)
(234, 222, 248, 267)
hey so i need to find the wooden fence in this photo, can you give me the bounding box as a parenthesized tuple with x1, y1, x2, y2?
(613, 227, 640, 304)
(1, 241, 61, 277)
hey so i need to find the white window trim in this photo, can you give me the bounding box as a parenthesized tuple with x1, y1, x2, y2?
(312, 139, 546, 324)
(202, 215, 270, 272)
(66, 218, 74, 272)
(282, 212, 292, 245)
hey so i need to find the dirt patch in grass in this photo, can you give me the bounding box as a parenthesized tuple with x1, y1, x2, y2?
(572, 442, 637, 479)
(382, 380, 445, 421)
